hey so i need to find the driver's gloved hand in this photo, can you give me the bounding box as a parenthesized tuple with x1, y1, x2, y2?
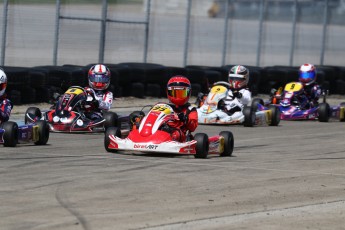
(178, 113, 188, 123)
(233, 91, 242, 99)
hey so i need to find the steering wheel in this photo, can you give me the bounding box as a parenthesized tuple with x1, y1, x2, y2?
(212, 81, 231, 89)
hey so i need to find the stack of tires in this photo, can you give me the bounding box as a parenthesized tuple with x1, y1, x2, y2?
(2, 63, 345, 106)
(2, 66, 31, 105)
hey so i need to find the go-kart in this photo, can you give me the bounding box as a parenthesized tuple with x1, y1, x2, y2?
(269, 82, 345, 122)
(196, 81, 280, 127)
(24, 86, 124, 132)
(105, 103, 234, 158)
(0, 120, 49, 147)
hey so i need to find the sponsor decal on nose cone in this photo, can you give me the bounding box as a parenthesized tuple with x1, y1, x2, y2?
(134, 144, 158, 150)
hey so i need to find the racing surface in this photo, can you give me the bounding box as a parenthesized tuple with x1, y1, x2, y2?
(1, 100, 345, 230)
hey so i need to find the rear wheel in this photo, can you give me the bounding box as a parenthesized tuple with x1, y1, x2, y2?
(103, 112, 119, 130)
(34, 120, 50, 145)
(104, 127, 121, 152)
(269, 105, 281, 126)
(194, 133, 209, 159)
(243, 106, 255, 127)
(1, 121, 18, 147)
(25, 107, 42, 124)
(318, 103, 330, 122)
(219, 131, 234, 157)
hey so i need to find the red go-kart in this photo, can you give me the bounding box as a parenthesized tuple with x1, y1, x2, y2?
(104, 103, 234, 158)
(25, 86, 120, 133)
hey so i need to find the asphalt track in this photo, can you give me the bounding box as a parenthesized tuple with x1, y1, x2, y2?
(1, 104, 345, 230)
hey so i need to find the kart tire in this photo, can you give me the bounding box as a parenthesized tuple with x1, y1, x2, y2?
(1, 121, 18, 147)
(104, 112, 119, 129)
(34, 120, 50, 145)
(318, 103, 330, 122)
(104, 127, 121, 153)
(251, 98, 264, 112)
(219, 131, 234, 157)
(243, 106, 255, 127)
(194, 133, 209, 159)
(340, 102, 345, 122)
(269, 105, 281, 126)
(25, 107, 42, 124)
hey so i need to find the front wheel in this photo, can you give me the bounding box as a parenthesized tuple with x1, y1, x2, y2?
(318, 103, 330, 122)
(103, 111, 119, 130)
(339, 102, 345, 122)
(243, 106, 255, 127)
(1, 121, 18, 147)
(104, 127, 121, 152)
(269, 105, 281, 126)
(194, 133, 209, 159)
(34, 120, 50, 145)
(219, 131, 234, 157)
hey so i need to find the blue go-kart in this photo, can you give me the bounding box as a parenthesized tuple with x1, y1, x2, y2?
(0, 120, 49, 147)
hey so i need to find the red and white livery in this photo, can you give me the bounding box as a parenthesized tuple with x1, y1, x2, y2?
(105, 103, 234, 158)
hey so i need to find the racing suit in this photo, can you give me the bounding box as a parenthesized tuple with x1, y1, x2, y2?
(166, 103, 198, 142)
(303, 82, 321, 108)
(84, 87, 113, 121)
(0, 94, 13, 124)
(223, 88, 252, 115)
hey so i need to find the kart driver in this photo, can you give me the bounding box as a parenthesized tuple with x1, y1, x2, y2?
(298, 63, 321, 108)
(84, 64, 113, 121)
(223, 65, 252, 114)
(166, 76, 198, 142)
(0, 68, 13, 124)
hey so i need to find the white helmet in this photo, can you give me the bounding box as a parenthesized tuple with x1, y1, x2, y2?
(88, 64, 111, 90)
(299, 63, 317, 86)
(0, 69, 8, 97)
(228, 65, 249, 90)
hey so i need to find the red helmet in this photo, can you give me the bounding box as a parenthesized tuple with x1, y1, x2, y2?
(167, 76, 191, 106)
(88, 64, 111, 90)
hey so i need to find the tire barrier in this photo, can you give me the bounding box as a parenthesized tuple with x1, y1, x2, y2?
(1, 64, 345, 105)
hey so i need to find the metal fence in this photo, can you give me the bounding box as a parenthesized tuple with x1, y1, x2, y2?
(1, 0, 345, 68)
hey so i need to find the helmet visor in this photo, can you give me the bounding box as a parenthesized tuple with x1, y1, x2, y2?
(228, 76, 244, 82)
(167, 87, 190, 99)
(299, 71, 316, 82)
(89, 74, 109, 83)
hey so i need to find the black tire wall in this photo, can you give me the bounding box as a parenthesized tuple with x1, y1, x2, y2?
(2, 64, 345, 105)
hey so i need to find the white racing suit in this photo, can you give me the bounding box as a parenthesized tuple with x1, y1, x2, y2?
(223, 88, 252, 115)
(84, 87, 113, 120)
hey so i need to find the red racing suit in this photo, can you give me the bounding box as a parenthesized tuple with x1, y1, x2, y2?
(0, 94, 13, 124)
(167, 103, 198, 142)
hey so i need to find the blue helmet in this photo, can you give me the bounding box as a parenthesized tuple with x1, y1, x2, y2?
(299, 63, 316, 86)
